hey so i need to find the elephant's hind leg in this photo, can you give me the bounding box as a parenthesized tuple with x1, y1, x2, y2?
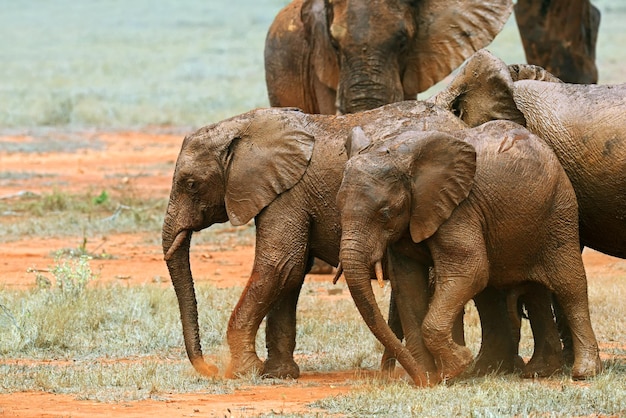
(519, 284, 564, 378)
(540, 252, 601, 380)
(263, 278, 305, 378)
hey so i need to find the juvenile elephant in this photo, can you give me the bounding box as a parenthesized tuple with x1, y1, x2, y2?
(336, 121, 602, 385)
(162, 101, 469, 379)
(264, 0, 513, 115)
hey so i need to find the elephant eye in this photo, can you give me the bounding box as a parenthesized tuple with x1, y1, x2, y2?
(186, 179, 196, 192)
(379, 206, 392, 220)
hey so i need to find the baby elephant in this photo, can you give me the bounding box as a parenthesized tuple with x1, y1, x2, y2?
(337, 120, 602, 385)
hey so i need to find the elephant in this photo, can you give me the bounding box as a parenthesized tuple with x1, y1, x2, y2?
(514, 0, 600, 84)
(162, 100, 473, 379)
(429, 49, 626, 363)
(336, 121, 602, 385)
(264, 0, 513, 115)
(429, 49, 626, 260)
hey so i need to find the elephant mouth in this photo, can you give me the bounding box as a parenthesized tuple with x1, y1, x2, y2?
(164, 229, 190, 261)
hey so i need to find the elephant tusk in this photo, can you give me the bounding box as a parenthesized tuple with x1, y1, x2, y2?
(374, 261, 385, 288)
(164, 230, 189, 261)
(332, 262, 343, 284)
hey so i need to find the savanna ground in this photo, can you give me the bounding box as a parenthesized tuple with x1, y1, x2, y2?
(1, 1, 625, 417)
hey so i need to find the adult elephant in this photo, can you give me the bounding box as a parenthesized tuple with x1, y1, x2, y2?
(264, 0, 513, 115)
(336, 123, 602, 385)
(515, 0, 600, 84)
(162, 101, 471, 379)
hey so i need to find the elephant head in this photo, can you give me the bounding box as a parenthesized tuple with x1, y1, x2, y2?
(427, 48, 561, 127)
(293, 0, 514, 114)
(337, 127, 476, 385)
(162, 108, 315, 377)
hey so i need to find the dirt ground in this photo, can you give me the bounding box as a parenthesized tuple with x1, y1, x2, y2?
(0, 131, 624, 417)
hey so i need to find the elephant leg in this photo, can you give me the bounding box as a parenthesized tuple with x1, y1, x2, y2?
(225, 267, 273, 378)
(263, 279, 305, 378)
(541, 253, 602, 380)
(552, 295, 575, 366)
(380, 289, 404, 374)
(472, 286, 523, 376)
(423, 234, 489, 381)
(519, 284, 564, 378)
(515, 0, 600, 83)
(225, 211, 311, 379)
(387, 247, 437, 375)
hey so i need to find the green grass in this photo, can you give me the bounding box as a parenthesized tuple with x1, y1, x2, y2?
(0, 189, 168, 242)
(312, 366, 626, 417)
(0, 0, 288, 130)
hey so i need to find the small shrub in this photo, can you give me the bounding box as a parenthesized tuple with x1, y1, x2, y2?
(32, 255, 95, 299)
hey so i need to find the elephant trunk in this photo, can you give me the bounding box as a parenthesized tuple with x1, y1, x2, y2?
(338, 58, 403, 114)
(340, 244, 436, 386)
(162, 214, 219, 377)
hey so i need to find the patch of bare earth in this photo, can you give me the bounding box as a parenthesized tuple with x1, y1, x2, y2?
(0, 131, 624, 417)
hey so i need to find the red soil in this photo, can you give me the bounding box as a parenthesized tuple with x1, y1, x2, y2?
(0, 131, 623, 417)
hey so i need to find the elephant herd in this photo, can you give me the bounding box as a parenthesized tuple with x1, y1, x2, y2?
(162, 0, 622, 386)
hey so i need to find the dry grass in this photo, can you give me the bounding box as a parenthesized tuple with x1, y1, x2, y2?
(1, 260, 624, 414)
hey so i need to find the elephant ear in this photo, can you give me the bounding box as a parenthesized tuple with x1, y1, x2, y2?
(301, 0, 339, 89)
(224, 110, 315, 226)
(405, 131, 477, 243)
(428, 49, 526, 127)
(403, 0, 513, 96)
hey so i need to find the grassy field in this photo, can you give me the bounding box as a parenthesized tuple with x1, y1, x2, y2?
(0, 250, 624, 414)
(1, 1, 625, 416)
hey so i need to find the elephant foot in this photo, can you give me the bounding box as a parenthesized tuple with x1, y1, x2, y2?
(224, 353, 264, 379)
(263, 357, 300, 379)
(571, 353, 602, 381)
(522, 352, 564, 378)
(437, 346, 474, 381)
(471, 354, 525, 377)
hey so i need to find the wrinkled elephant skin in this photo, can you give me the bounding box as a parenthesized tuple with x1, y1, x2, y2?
(337, 121, 602, 384)
(265, 0, 513, 115)
(162, 101, 472, 379)
(430, 49, 626, 260)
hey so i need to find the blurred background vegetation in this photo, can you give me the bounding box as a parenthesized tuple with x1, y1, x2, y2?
(1, 0, 624, 131)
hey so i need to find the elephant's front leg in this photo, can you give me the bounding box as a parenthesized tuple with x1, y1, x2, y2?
(472, 286, 524, 376)
(423, 237, 489, 381)
(225, 209, 310, 379)
(519, 284, 564, 378)
(225, 267, 274, 378)
(226, 260, 307, 378)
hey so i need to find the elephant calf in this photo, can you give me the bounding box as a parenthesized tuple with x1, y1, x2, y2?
(162, 101, 472, 379)
(336, 121, 602, 385)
